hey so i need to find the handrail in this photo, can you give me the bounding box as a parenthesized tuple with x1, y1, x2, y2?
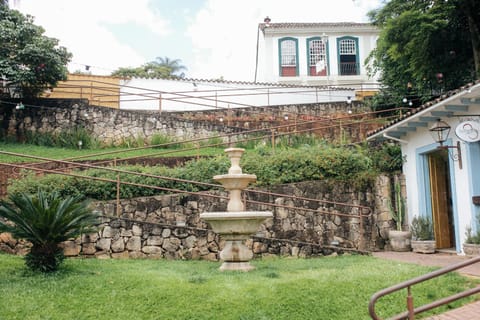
(369, 255, 480, 320)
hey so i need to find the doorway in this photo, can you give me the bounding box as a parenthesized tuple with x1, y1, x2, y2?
(428, 150, 455, 249)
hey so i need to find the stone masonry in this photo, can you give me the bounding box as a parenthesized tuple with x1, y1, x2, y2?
(0, 99, 375, 146)
(0, 176, 399, 260)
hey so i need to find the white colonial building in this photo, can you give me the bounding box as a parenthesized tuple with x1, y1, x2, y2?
(255, 19, 380, 95)
(368, 81, 480, 254)
(118, 20, 380, 111)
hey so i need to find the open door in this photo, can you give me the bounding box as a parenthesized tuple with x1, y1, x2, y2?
(428, 152, 454, 249)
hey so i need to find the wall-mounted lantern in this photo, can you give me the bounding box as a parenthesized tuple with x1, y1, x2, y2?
(429, 119, 462, 169)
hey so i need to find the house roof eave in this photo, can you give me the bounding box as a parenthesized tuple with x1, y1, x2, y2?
(366, 81, 480, 143)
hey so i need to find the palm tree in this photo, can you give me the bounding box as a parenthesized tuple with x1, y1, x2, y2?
(154, 56, 187, 78)
(0, 190, 99, 272)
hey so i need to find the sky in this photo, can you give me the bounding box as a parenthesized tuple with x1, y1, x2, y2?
(13, 0, 383, 82)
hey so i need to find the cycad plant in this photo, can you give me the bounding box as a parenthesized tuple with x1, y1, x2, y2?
(0, 190, 99, 272)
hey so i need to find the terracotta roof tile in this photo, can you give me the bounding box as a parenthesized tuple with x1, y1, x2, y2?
(366, 80, 480, 137)
(123, 76, 355, 91)
(260, 22, 376, 31)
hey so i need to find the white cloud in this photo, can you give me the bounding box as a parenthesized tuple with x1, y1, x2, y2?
(186, 0, 381, 81)
(17, 0, 171, 74)
(13, 0, 382, 79)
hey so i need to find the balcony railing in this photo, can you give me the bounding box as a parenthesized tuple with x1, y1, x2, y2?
(339, 62, 360, 76)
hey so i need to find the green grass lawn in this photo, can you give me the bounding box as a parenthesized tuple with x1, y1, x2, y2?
(0, 254, 476, 320)
(0, 142, 224, 163)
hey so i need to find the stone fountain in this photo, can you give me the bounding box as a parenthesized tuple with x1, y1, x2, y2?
(200, 148, 272, 271)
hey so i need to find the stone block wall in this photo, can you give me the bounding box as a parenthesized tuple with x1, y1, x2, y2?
(0, 100, 245, 146)
(0, 175, 398, 259)
(0, 99, 376, 146)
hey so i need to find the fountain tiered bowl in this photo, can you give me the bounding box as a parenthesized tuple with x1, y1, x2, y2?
(200, 148, 272, 271)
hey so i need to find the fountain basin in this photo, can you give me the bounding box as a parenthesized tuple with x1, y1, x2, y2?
(213, 174, 256, 190)
(200, 211, 272, 239)
(214, 174, 256, 211)
(200, 211, 272, 271)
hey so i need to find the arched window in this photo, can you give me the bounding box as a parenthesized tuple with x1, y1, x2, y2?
(307, 37, 328, 76)
(337, 36, 360, 75)
(278, 37, 298, 77)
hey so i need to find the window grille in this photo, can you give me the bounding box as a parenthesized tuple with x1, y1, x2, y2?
(281, 40, 297, 66)
(309, 39, 326, 66)
(339, 39, 356, 55)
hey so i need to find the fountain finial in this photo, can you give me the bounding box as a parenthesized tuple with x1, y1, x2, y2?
(213, 148, 256, 212)
(225, 147, 244, 174)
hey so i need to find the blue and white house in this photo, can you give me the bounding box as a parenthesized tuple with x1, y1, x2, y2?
(367, 81, 480, 254)
(255, 20, 380, 94)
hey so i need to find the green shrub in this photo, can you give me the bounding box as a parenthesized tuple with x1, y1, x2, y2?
(119, 135, 147, 148)
(370, 142, 404, 173)
(199, 136, 224, 148)
(150, 133, 178, 148)
(235, 140, 253, 150)
(241, 144, 372, 187)
(289, 134, 318, 148)
(8, 174, 83, 198)
(23, 127, 98, 149)
(57, 127, 97, 149)
(25, 130, 56, 147)
(8, 143, 391, 200)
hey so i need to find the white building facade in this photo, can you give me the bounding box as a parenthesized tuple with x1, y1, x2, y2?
(256, 21, 380, 93)
(368, 81, 480, 254)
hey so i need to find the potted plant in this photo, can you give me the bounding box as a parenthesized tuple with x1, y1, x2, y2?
(410, 215, 436, 253)
(387, 181, 411, 252)
(463, 214, 480, 255)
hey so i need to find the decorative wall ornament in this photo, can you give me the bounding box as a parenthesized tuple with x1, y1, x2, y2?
(455, 120, 480, 143)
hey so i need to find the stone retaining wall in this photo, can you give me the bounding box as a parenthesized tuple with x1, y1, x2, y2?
(0, 100, 245, 146)
(0, 99, 374, 146)
(0, 176, 399, 259)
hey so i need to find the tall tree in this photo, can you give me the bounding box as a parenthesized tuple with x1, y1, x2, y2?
(111, 57, 186, 79)
(0, 6, 72, 97)
(367, 0, 478, 107)
(153, 56, 186, 77)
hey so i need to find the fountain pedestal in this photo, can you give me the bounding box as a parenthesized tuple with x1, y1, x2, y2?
(200, 148, 272, 271)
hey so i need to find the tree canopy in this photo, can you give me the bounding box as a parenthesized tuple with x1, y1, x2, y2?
(367, 0, 479, 109)
(111, 56, 186, 78)
(0, 5, 72, 98)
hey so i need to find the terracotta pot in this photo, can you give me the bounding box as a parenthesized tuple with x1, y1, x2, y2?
(389, 230, 412, 252)
(411, 240, 436, 254)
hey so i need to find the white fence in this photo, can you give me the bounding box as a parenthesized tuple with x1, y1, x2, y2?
(119, 78, 360, 111)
